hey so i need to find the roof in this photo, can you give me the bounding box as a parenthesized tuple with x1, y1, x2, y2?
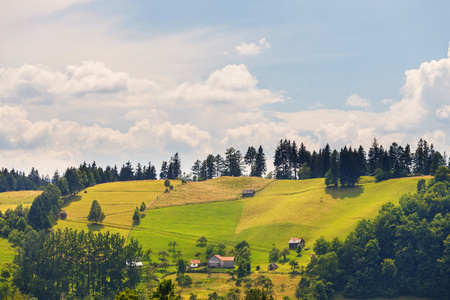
(289, 238, 304, 244)
(126, 261, 143, 267)
(190, 259, 201, 264)
(242, 189, 255, 194)
(213, 255, 234, 262)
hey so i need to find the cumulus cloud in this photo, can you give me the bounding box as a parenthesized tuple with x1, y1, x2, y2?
(235, 38, 271, 56)
(0, 61, 160, 103)
(383, 45, 450, 131)
(166, 64, 283, 108)
(346, 94, 371, 108)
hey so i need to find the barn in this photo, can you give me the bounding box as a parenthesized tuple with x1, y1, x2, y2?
(289, 238, 305, 250)
(208, 255, 235, 268)
(242, 189, 256, 197)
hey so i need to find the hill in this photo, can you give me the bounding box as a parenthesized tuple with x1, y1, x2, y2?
(0, 190, 42, 213)
(50, 176, 424, 298)
(131, 176, 423, 270)
(54, 180, 168, 236)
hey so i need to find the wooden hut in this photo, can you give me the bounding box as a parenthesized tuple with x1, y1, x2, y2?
(242, 189, 255, 197)
(288, 238, 305, 250)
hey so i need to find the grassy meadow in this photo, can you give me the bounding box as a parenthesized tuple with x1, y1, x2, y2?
(0, 190, 42, 213)
(130, 176, 424, 274)
(0, 237, 15, 265)
(54, 180, 167, 236)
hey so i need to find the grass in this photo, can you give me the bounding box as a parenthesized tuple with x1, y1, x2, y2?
(152, 177, 274, 208)
(0, 190, 42, 213)
(0, 238, 15, 266)
(130, 176, 424, 274)
(29, 176, 426, 298)
(54, 180, 167, 236)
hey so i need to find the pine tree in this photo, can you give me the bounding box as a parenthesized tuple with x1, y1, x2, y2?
(87, 200, 106, 224)
(325, 150, 339, 187)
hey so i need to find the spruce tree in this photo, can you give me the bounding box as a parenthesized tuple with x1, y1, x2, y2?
(87, 200, 106, 224)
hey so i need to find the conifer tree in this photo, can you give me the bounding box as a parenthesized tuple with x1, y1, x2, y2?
(87, 200, 106, 224)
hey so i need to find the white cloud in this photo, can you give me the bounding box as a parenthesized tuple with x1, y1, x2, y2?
(346, 94, 371, 108)
(436, 105, 450, 119)
(235, 38, 271, 56)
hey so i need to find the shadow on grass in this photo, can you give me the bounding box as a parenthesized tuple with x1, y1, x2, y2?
(196, 244, 207, 248)
(62, 195, 82, 207)
(87, 223, 105, 231)
(325, 185, 364, 199)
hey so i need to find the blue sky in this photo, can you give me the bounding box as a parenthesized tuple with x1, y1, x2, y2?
(1, 0, 450, 175)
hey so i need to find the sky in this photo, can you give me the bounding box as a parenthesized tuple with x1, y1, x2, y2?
(1, 0, 450, 176)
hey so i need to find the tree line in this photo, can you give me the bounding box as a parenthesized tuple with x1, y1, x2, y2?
(296, 166, 450, 299)
(272, 138, 447, 187)
(13, 228, 142, 300)
(0, 167, 49, 192)
(191, 146, 266, 181)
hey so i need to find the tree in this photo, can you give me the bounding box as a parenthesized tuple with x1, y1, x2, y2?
(177, 259, 187, 274)
(299, 163, 311, 180)
(115, 289, 140, 300)
(289, 260, 299, 273)
(175, 274, 192, 289)
(140, 202, 146, 212)
(269, 248, 280, 262)
(87, 200, 106, 224)
(150, 279, 177, 300)
(133, 207, 140, 225)
(58, 177, 69, 196)
(223, 147, 244, 177)
(191, 160, 201, 181)
(197, 236, 208, 246)
(280, 248, 290, 262)
(325, 150, 339, 187)
(160, 161, 168, 179)
(164, 178, 171, 189)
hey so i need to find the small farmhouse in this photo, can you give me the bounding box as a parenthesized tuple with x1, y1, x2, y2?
(268, 263, 278, 271)
(125, 261, 143, 269)
(288, 238, 305, 250)
(190, 259, 201, 268)
(242, 189, 255, 197)
(208, 255, 235, 268)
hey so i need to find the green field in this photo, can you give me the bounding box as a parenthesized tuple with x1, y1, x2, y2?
(130, 176, 423, 270)
(0, 190, 42, 213)
(0, 237, 15, 265)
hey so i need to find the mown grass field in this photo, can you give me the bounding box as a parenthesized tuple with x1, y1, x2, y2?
(54, 180, 167, 236)
(0, 190, 42, 213)
(152, 176, 275, 208)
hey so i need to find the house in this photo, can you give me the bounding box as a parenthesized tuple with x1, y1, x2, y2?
(190, 259, 201, 268)
(126, 261, 143, 269)
(289, 238, 305, 250)
(242, 189, 255, 197)
(208, 255, 235, 268)
(268, 263, 278, 271)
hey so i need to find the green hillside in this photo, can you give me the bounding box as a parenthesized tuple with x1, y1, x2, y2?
(54, 180, 167, 236)
(0, 190, 42, 213)
(130, 176, 423, 269)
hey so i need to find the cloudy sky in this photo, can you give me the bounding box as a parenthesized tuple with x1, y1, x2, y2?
(1, 0, 450, 176)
